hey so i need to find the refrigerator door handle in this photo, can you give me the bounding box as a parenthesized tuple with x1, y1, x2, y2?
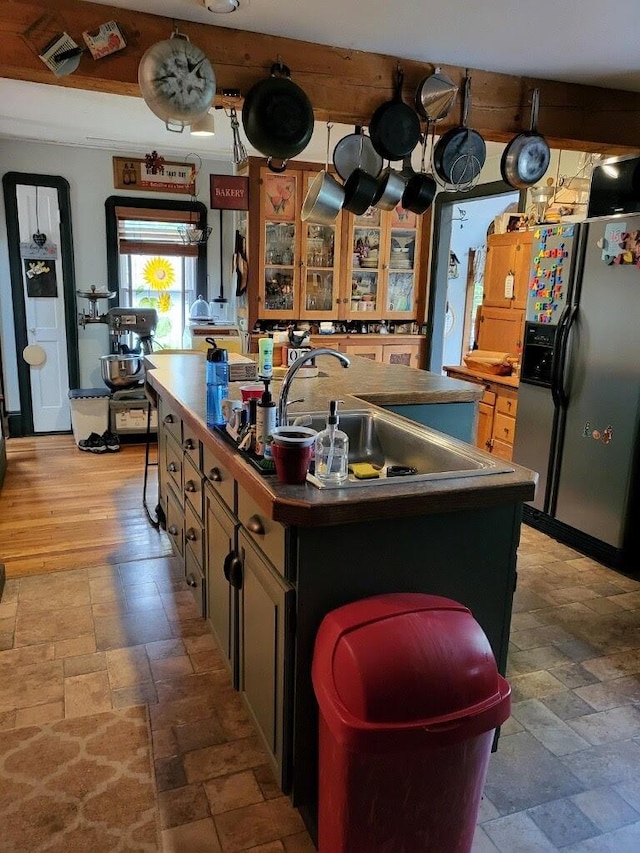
(551, 303, 578, 408)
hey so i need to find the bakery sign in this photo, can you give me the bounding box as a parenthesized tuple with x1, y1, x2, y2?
(209, 175, 249, 210)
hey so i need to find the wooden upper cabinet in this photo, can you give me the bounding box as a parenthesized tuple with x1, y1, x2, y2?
(477, 306, 525, 355)
(483, 232, 533, 310)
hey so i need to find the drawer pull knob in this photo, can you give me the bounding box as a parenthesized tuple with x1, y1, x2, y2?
(168, 524, 179, 536)
(168, 462, 178, 473)
(183, 438, 195, 451)
(247, 515, 265, 535)
(163, 414, 174, 424)
(186, 574, 197, 588)
(185, 480, 196, 493)
(186, 528, 197, 542)
(208, 467, 222, 482)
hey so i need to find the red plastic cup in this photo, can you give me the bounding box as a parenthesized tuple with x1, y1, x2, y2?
(240, 384, 264, 402)
(271, 441, 312, 484)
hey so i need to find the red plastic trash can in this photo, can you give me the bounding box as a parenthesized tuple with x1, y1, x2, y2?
(311, 592, 511, 853)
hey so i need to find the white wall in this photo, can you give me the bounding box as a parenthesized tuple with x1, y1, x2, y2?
(0, 140, 232, 408)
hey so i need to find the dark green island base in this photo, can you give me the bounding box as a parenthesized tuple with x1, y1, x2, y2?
(146, 352, 537, 841)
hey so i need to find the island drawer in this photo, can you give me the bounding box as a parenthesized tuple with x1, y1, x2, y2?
(166, 490, 184, 558)
(160, 399, 182, 445)
(165, 433, 183, 498)
(183, 454, 204, 521)
(238, 489, 286, 576)
(184, 502, 204, 569)
(182, 426, 201, 469)
(203, 444, 236, 512)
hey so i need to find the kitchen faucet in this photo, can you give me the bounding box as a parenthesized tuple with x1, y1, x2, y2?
(277, 348, 350, 426)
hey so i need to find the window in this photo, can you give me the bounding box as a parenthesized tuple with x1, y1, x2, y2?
(106, 198, 207, 350)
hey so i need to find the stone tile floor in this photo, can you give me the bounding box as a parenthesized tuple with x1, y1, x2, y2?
(0, 523, 639, 851)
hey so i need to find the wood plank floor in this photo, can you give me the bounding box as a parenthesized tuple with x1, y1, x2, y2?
(0, 435, 172, 578)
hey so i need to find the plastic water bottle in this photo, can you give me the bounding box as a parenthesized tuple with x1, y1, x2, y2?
(206, 342, 228, 428)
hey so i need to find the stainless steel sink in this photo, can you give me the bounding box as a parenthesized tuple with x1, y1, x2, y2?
(289, 409, 515, 488)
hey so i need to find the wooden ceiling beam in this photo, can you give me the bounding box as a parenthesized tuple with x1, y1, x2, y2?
(2, 0, 639, 154)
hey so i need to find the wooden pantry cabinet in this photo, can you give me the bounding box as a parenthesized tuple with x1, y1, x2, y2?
(476, 230, 533, 356)
(239, 157, 428, 333)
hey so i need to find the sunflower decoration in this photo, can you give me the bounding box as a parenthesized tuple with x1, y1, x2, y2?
(143, 257, 175, 291)
(157, 292, 172, 314)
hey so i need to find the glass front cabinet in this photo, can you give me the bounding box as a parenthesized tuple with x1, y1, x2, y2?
(344, 205, 420, 322)
(257, 167, 343, 322)
(243, 158, 426, 330)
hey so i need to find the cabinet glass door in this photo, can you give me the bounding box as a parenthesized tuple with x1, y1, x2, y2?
(300, 172, 341, 320)
(260, 171, 298, 319)
(347, 207, 382, 320)
(385, 206, 418, 318)
(301, 224, 337, 317)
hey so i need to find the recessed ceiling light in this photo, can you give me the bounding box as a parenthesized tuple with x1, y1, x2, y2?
(203, 0, 240, 13)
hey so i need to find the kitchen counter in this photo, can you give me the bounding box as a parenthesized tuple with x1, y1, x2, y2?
(146, 352, 536, 526)
(147, 350, 537, 835)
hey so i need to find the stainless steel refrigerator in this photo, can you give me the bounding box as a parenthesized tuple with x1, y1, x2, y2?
(513, 214, 640, 572)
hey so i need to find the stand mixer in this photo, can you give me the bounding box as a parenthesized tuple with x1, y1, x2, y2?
(100, 307, 158, 391)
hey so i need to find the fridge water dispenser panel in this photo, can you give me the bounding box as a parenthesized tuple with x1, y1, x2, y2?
(521, 322, 557, 386)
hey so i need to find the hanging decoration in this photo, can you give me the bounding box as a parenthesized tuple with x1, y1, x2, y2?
(178, 153, 212, 246)
(20, 185, 59, 294)
(448, 251, 460, 279)
(112, 156, 195, 194)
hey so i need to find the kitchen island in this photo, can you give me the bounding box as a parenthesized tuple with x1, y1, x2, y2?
(146, 351, 536, 838)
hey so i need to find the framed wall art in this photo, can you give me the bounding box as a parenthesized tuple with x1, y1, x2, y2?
(112, 156, 196, 195)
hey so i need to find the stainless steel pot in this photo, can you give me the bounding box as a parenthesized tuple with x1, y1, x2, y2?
(100, 354, 145, 390)
(301, 170, 344, 225)
(138, 29, 216, 132)
(372, 166, 406, 210)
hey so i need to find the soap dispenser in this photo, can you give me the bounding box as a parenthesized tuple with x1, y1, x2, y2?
(314, 400, 349, 484)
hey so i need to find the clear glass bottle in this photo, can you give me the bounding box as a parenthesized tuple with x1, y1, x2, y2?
(314, 400, 349, 483)
(206, 342, 228, 428)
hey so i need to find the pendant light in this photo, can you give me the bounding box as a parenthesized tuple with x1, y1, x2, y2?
(190, 111, 215, 137)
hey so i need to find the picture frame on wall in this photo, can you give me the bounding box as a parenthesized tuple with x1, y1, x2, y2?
(112, 157, 196, 194)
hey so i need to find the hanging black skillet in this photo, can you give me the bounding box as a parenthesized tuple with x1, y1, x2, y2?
(402, 124, 437, 215)
(433, 76, 486, 188)
(369, 66, 421, 161)
(242, 62, 314, 173)
(500, 88, 551, 189)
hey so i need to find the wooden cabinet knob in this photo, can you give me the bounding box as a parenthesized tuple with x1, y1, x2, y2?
(186, 528, 197, 542)
(182, 438, 194, 451)
(208, 467, 222, 482)
(184, 480, 196, 493)
(168, 462, 178, 473)
(186, 573, 197, 588)
(168, 524, 179, 536)
(163, 414, 174, 424)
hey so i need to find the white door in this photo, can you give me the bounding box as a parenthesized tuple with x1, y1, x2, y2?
(19, 184, 71, 432)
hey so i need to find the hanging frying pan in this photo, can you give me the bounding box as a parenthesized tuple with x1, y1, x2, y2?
(415, 67, 458, 124)
(333, 127, 383, 181)
(402, 124, 437, 215)
(369, 67, 421, 161)
(500, 89, 551, 189)
(433, 76, 486, 189)
(242, 62, 314, 172)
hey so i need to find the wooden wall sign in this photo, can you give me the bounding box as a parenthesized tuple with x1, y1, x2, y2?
(112, 157, 196, 194)
(210, 175, 249, 210)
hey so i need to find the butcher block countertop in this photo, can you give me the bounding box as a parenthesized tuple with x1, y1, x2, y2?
(146, 352, 536, 526)
(443, 364, 521, 390)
